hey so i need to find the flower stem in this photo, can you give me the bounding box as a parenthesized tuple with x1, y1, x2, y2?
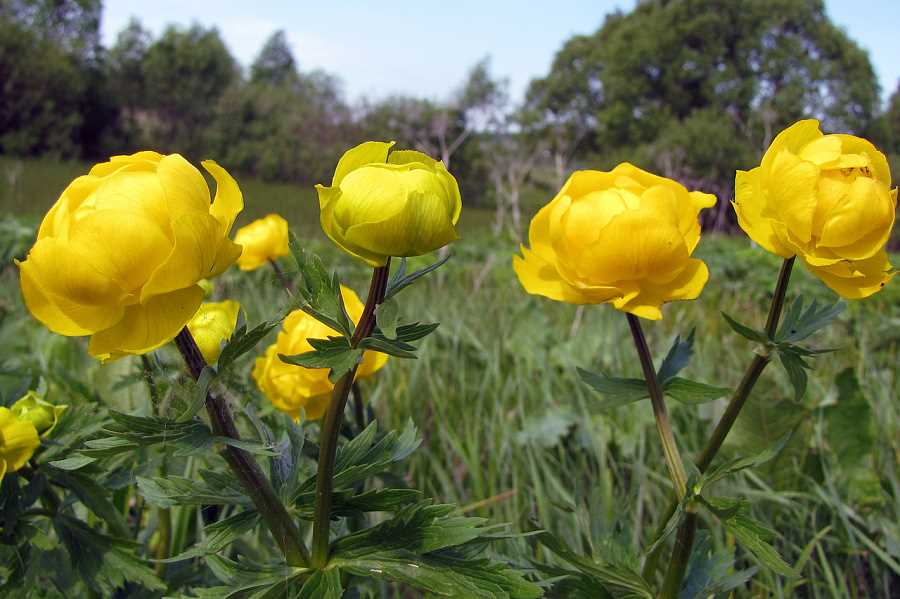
(351, 382, 367, 433)
(311, 260, 391, 568)
(173, 328, 309, 567)
(650, 257, 795, 593)
(269, 258, 292, 293)
(626, 313, 687, 499)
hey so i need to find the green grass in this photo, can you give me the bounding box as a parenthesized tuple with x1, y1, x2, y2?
(1, 157, 899, 597)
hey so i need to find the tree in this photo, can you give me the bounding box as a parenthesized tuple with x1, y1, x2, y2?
(251, 30, 298, 86)
(142, 24, 237, 157)
(526, 0, 881, 227)
(107, 18, 152, 147)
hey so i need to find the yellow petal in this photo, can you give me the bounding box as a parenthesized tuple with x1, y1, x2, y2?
(203, 160, 244, 234)
(0, 407, 40, 473)
(388, 149, 439, 168)
(767, 150, 819, 243)
(156, 154, 211, 219)
(513, 247, 611, 304)
(833, 134, 892, 186)
(818, 177, 894, 255)
(761, 119, 822, 173)
(332, 141, 394, 186)
(88, 285, 204, 360)
(614, 259, 709, 320)
(140, 213, 235, 301)
(804, 251, 894, 299)
(17, 238, 126, 335)
(66, 209, 172, 293)
(732, 169, 793, 257)
(188, 300, 241, 364)
(798, 135, 843, 165)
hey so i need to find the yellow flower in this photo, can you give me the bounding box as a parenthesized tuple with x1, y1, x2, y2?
(187, 300, 241, 364)
(513, 163, 717, 320)
(252, 286, 388, 420)
(234, 214, 290, 271)
(11, 391, 67, 437)
(316, 141, 462, 266)
(734, 120, 897, 298)
(17, 151, 243, 361)
(0, 407, 40, 482)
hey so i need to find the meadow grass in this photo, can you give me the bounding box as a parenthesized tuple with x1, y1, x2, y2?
(1, 157, 898, 597)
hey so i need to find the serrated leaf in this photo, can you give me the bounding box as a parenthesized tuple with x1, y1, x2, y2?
(657, 329, 695, 384)
(703, 432, 792, 487)
(777, 349, 810, 401)
(358, 335, 419, 359)
(721, 513, 793, 576)
(577, 368, 648, 410)
(538, 531, 653, 598)
(664, 378, 730, 405)
(48, 455, 97, 470)
(375, 297, 401, 339)
(680, 532, 758, 599)
(329, 502, 541, 599)
(775, 297, 845, 343)
(721, 312, 769, 343)
(289, 236, 353, 337)
(163, 510, 262, 562)
(385, 253, 452, 300)
(279, 336, 362, 382)
(50, 470, 130, 537)
(297, 569, 343, 599)
(217, 320, 280, 371)
(176, 365, 215, 422)
(137, 472, 249, 508)
(53, 516, 164, 594)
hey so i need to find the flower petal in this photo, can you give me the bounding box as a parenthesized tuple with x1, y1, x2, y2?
(88, 285, 204, 360)
(733, 168, 793, 257)
(17, 238, 126, 336)
(332, 141, 394, 186)
(203, 160, 243, 234)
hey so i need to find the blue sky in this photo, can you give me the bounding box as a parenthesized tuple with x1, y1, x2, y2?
(100, 0, 900, 105)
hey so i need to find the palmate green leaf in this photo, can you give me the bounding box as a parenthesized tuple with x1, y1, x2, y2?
(680, 532, 758, 599)
(385, 253, 452, 300)
(295, 488, 424, 519)
(577, 368, 648, 409)
(663, 378, 730, 405)
(578, 370, 728, 410)
(776, 349, 811, 401)
(136, 470, 249, 508)
(775, 297, 845, 344)
(296, 570, 343, 599)
(657, 329, 695, 384)
(721, 312, 769, 344)
(279, 336, 362, 382)
(720, 512, 793, 577)
(360, 322, 441, 359)
(217, 319, 280, 371)
(289, 233, 353, 337)
(49, 470, 129, 537)
(537, 531, 653, 598)
(205, 553, 302, 598)
(296, 421, 420, 499)
(53, 516, 164, 594)
(328, 502, 541, 599)
(703, 432, 792, 487)
(163, 510, 261, 563)
(375, 297, 401, 339)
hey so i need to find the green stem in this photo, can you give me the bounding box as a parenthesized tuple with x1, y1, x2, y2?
(141, 355, 160, 405)
(351, 382, 367, 433)
(311, 260, 391, 568)
(173, 328, 309, 566)
(269, 258, 292, 293)
(155, 507, 171, 576)
(650, 257, 795, 593)
(626, 313, 688, 499)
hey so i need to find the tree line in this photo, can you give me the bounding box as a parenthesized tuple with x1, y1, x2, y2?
(2, 0, 900, 228)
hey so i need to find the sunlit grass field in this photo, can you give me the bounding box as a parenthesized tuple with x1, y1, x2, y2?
(2, 157, 899, 597)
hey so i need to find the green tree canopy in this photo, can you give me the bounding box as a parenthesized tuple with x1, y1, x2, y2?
(527, 0, 881, 225)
